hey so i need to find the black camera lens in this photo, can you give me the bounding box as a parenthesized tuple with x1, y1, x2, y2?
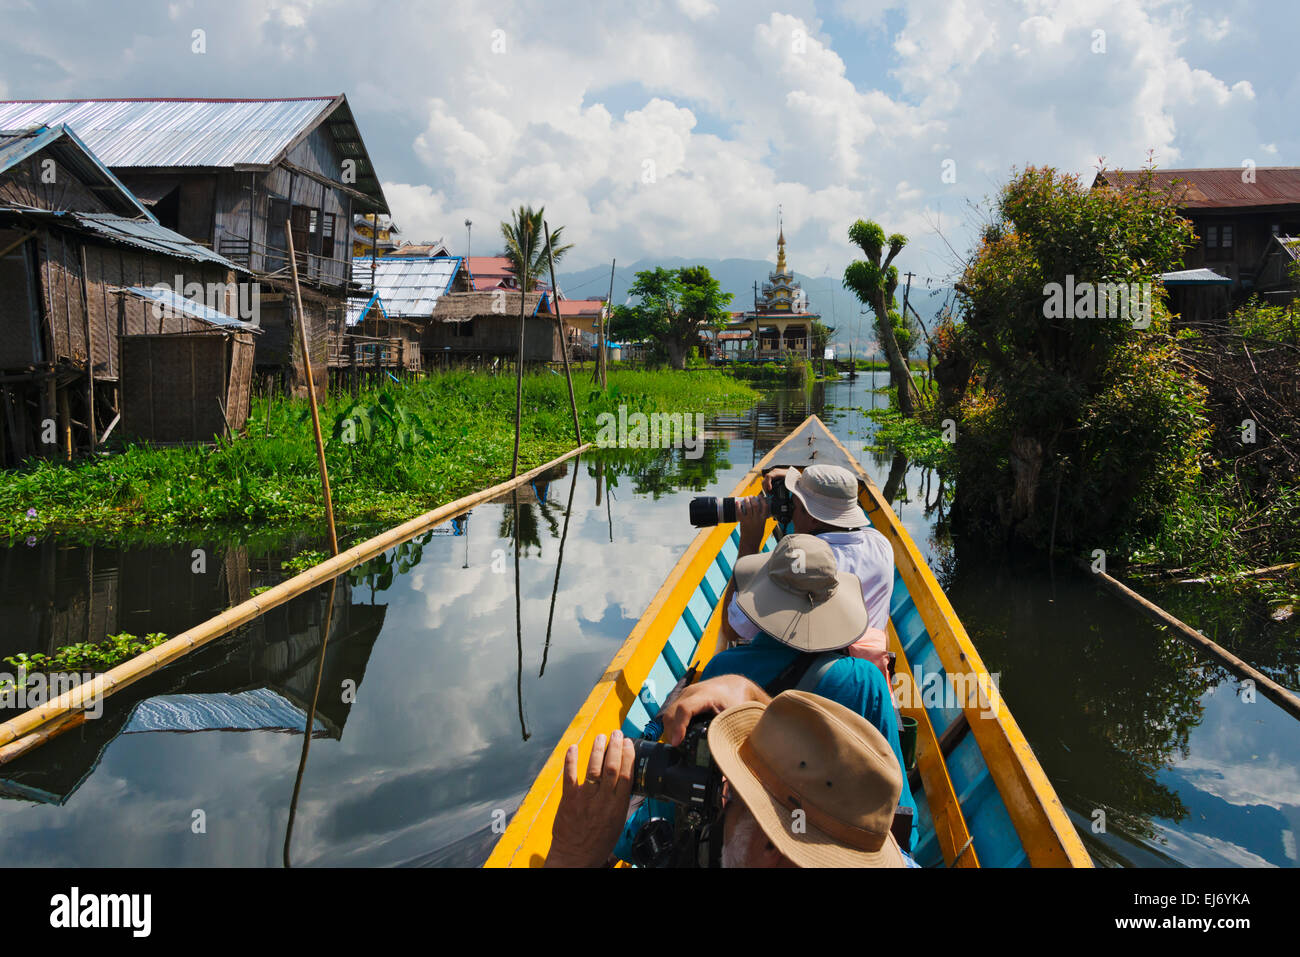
(689, 496, 738, 527)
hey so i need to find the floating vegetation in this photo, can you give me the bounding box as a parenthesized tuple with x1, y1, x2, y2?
(3, 632, 170, 684)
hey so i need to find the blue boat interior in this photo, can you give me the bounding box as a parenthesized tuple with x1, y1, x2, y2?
(624, 525, 1032, 868)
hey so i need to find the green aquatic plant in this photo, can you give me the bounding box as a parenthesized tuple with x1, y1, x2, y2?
(3, 631, 169, 682)
(282, 549, 329, 576)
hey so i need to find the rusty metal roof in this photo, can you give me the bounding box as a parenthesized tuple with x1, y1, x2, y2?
(1095, 168, 1300, 209)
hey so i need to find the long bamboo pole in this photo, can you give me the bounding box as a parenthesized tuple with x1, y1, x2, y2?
(512, 239, 528, 478)
(543, 221, 581, 446)
(1088, 564, 1300, 721)
(286, 223, 339, 556)
(0, 442, 591, 764)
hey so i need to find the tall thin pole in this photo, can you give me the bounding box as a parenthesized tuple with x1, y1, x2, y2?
(287, 223, 339, 556)
(511, 227, 528, 479)
(601, 259, 615, 387)
(544, 220, 582, 446)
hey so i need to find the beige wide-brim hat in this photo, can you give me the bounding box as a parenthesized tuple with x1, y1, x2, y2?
(787, 465, 870, 529)
(708, 691, 905, 868)
(733, 534, 868, 652)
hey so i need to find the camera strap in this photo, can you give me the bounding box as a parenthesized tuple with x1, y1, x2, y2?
(763, 650, 845, 697)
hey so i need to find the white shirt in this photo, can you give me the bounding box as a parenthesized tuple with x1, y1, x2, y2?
(726, 528, 895, 641)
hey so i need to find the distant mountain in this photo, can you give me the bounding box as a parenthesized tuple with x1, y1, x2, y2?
(556, 257, 955, 356)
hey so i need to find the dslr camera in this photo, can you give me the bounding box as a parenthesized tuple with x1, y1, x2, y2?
(628, 715, 725, 868)
(688, 472, 795, 529)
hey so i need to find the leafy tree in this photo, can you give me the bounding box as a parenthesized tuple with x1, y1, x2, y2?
(937, 164, 1206, 548)
(610, 266, 733, 369)
(810, 320, 835, 356)
(500, 205, 573, 291)
(844, 221, 918, 416)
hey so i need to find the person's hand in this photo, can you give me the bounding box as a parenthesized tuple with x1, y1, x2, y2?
(761, 468, 789, 495)
(659, 674, 770, 746)
(735, 494, 770, 556)
(544, 731, 635, 868)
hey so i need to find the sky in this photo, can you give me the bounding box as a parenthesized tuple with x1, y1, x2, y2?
(1, 0, 1296, 287)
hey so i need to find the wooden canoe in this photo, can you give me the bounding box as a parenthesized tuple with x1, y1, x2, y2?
(486, 414, 1092, 867)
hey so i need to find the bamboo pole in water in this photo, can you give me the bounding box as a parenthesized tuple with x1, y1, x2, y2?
(0, 443, 592, 764)
(286, 224, 339, 556)
(1088, 564, 1300, 721)
(543, 221, 582, 447)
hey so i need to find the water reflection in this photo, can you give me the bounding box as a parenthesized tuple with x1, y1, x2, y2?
(0, 377, 1293, 868)
(1, 572, 386, 807)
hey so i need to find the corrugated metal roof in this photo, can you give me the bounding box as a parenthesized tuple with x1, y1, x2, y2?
(352, 255, 461, 317)
(123, 285, 260, 332)
(1097, 168, 1300, 209)
(1160, 268, 1235, 285)
(0, 98, 336, 168)
(345, 291, 389, 326)
(0, 124, 155, 218)
(73, 212, 244, 268)
(2, 207, 247, 271)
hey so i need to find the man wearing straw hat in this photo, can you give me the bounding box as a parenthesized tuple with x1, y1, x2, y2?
(701, 533, 917, 847)
(545, 679, 916, 868)
(723, 464, 894, 677)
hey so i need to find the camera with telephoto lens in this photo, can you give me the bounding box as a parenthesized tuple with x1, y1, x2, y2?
(688, 474, 795, 529)
(629, 716, 725, 868)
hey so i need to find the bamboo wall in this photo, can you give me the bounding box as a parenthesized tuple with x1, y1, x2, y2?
(31, 227, 237, 378)
(422, 316, 564, 362)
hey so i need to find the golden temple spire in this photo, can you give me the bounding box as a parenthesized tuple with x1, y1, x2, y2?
(776, 222, 787, 273)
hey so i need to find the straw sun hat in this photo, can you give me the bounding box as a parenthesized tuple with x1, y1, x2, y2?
(732, 534, 868, 652)
(707, 690, 905, 867)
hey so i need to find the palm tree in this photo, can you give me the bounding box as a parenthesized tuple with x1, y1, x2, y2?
(500, 205, 574, 291)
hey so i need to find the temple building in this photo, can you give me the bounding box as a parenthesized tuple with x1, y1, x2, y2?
(714, 226, 820, 361)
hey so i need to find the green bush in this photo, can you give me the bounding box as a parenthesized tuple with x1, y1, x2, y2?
(937, 164, 1208, 548)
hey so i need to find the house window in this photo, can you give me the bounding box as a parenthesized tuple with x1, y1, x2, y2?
(452, 320, 474, 338)
(1205, 223, 1233, 261)
(320, 213, 335, 260)
(290, 205, 312, 258)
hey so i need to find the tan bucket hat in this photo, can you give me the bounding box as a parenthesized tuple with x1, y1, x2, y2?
(708, 690, 905, 867)
(787, 464, 869, 529)
(732, 534, 868, 652)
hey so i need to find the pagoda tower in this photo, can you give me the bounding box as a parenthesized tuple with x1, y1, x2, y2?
(756, 225, 804, 313)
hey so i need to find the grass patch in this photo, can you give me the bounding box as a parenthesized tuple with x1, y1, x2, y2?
(0, 369, 757, 542)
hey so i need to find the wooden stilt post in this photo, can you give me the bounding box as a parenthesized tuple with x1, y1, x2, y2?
(287, 224, 339, 557)
(543, 221, 581, 446)
(77, 246, 97, 450)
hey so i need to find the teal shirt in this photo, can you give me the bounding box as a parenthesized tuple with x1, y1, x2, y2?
(701, 633, 919, 849)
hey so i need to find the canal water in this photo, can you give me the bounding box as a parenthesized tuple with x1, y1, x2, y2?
(0, 375, 1296, 867)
